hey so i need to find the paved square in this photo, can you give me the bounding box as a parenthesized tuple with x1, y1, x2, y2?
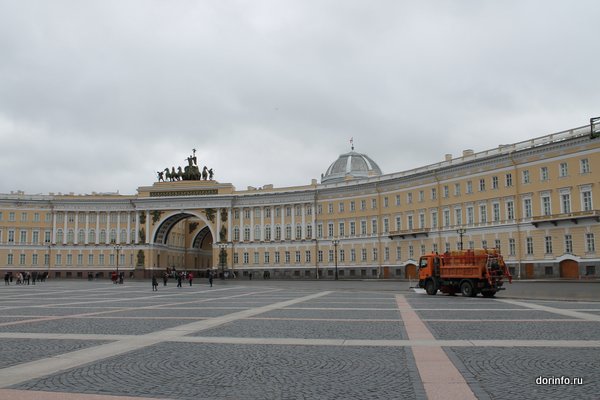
(1, 280, 599, 399)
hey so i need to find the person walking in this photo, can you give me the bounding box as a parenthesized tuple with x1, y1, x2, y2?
(152, 275, 158, 291)
(188, 272, 193, 286)
(4, 272, 9, 285)
(177, 273, 182, 288)
(208, 271, 213, 287)
(163, 272, 168, 286)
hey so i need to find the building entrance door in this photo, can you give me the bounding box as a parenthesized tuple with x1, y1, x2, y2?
(559, 259, 579, 278)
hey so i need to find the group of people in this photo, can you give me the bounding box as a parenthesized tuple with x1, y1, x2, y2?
(4, 271, 48, 285)
(111, 271, 125, 284)
(151, 269, 214, 291)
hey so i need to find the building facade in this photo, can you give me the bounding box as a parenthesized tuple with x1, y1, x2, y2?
(1, 123, 599, 280)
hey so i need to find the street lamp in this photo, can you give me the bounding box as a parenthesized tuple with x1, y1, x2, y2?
(456, 228, 467, 250)
(114, 243, 122, 274)
(332, 239, 339, 280)
(47, 243, 52, 275)
(218, 242, 227, 280)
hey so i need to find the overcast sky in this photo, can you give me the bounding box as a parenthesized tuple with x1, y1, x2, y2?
(1, 0, 599, 195)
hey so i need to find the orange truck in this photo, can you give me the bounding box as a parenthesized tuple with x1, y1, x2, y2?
(417, 248, 512, 297)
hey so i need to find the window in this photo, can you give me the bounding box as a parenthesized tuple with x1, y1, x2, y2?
(371, 219, 377, 234)
(582, 189, 593, 211)
(295, 225, 302, 240)
(351, 248, 356, 262)
(540, 166, 549, 181)
(383, 218, 389, 233)
(371, 199, 377, 209)
(372, 248, 378, 261)
(328, 203, 333, 214)
(560, 192, 571, 214)
(9, 212, 15, 222)
(418, 214, 425, 229)
(350, 201, 355, 211)
(57, 229, 64, 243)
(244, 226, 251, 241)
(264, 252, 270, 264)
(7, 254, 13, 265)
(524, 198, 532, 219)
(328, 250, 334, 263)
(493, 203, 500, 222)
(285, 225, 292, 240)
(396, 195, 401, 206)
(338, 222, 345, 237)
(443, 210, 450, 227)
(21, 212, 28, 222)
(32, 254, 38, 265)
(466, 207, 474, 225)
(479, 204, 487, 223)
(431, 188, 437, 200)
(265, 208, 271, 218)
(431, 211, 438, 229)
(580, 158, 590, 174)
(585, 233, 595, 253)
(384, 197, 389, 207)
(526, 237, 534, 255)
(454, 183, 461, 196)
(339, 249, 345, 262)
(407, 193, 413, 204)
(454, 209, 462, 226)
(328, 223, 334, 238)
(506, 201, 515, 220)
(407, 215, 413, 230)
(317, 224, 323, 238)
(256, 225, 262, 241)
(443, 185, 449, 198)
(559, 162, 568, 177)
(243, 252, 249, 264)
(360, 200, 366, 210)
(384, 247, 389, 261)
(350, 221, 356, 236)
(233, 226, 240, 241)
(479, 179, 486, 192)
(361, 220, 367, 235)
(275, 226, 281, 240)
(339, 202, 345, 213)
(523, 170, 530, 184)
(88, 254, 94, 265)
(545, 266, 553, 276)
(317, 205, 322, 215)
(545, 236, 553, 254)
(418, 191, 424, 202)
(275, 251, 281, 264)
(19, 254, 26, 265)
(317, 250, 322, 263)
(505, 173, 513, 187)
(466, 181, 473, 194)
(233, 253, 239, 264)
(305, 250, 311, 263)
(361, 248, 367, 262)
(541, 195, 551, 216)
(265, 226, 271, 241)
(509, 238, 516, 256)
(20, 230, 27, 244)
(254, 252, 259, 264)
(564, 234, 573, 254)
(32, 231, 39, 244)
(492, 176, 499, 189)
(481, 240, 487, 249)
(306, 224, 312, 239)
(409, 245, 414, 259)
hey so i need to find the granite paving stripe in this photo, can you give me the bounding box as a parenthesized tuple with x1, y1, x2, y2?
(524, 300, 600, 309)
(396, 295, 477, 400)
(10, 342, 419, 400)
(0, 389, 166, 400)
(498, 298, 600, 321)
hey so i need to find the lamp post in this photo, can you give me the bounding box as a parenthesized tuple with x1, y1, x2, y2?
(332, 239, 339, 280)
(218, 243, 227, 280)
(456, 228, 467, 250)
(47, 243, 52, 275)
(114, 244, 122, 274)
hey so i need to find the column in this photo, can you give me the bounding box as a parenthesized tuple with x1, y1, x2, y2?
(52, 211, 57, 244)
(117, 212, 121, 244)
(145, 210, 150, 244)
(135, 212, 140, 244)
(85, 213, 89, 244)
(105, 212, 110, 244)
(95, 213, 100, 245)
(260, 207, 265, 242)
(227, 208, 232, 242)
(74, 212, 79, 244)
(63, 213, 67, 245)
(126, 212, 131, 244)
(250, 208, 255, 242)
(301, 204, 306, 240)
(216, 208, 222, 243)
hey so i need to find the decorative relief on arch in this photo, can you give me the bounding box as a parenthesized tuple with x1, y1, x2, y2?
(151, 210, 163, 224)
(204, 208, 215, 223)
(220, 208, 228, 222)
(219, 225, 227, 242)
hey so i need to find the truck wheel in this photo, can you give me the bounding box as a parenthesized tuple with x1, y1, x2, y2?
(460, 281, 475, 297)
(425, 280, 437, 295)
(482, 290, 496, 298)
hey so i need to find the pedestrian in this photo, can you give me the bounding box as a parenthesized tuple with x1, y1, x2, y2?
(188, 272, 193, 286)
(152, 275, 158, 291)
(163, 272, 168, 286)
(177, 273, 182, 288)
(4, 272, 9, 285)
(208, 272, 213, 287)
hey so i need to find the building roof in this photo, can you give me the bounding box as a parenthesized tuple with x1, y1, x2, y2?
(321, 151, 383, 183)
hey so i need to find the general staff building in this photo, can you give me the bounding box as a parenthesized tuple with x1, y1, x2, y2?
(1, 123, 599, 280)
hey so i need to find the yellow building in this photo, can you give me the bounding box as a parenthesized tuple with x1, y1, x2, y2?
(1, 123, 599, 280)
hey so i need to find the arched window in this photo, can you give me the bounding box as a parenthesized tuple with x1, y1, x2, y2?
(109, 229, 117, 243)
(89, 229, 96, 243)
(56, 229, 64, 243)
(265, 226, 272, 241)
(78, 229, 85, 243)
(99, 229, 106, 243)
(67, 229, 74, 244)
(254, 225, 261, 241)
(120, 229, 127, 243)
(233, 226, 240, 241)
(275, 225, 281, 240)
(243, 226, 250, 242)
(285, 225, 292, 240)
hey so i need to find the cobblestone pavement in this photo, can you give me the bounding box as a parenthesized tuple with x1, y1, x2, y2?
(0, 280, 599, 400)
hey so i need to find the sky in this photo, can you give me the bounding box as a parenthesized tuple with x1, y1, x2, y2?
(1, 0, 599, 195)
